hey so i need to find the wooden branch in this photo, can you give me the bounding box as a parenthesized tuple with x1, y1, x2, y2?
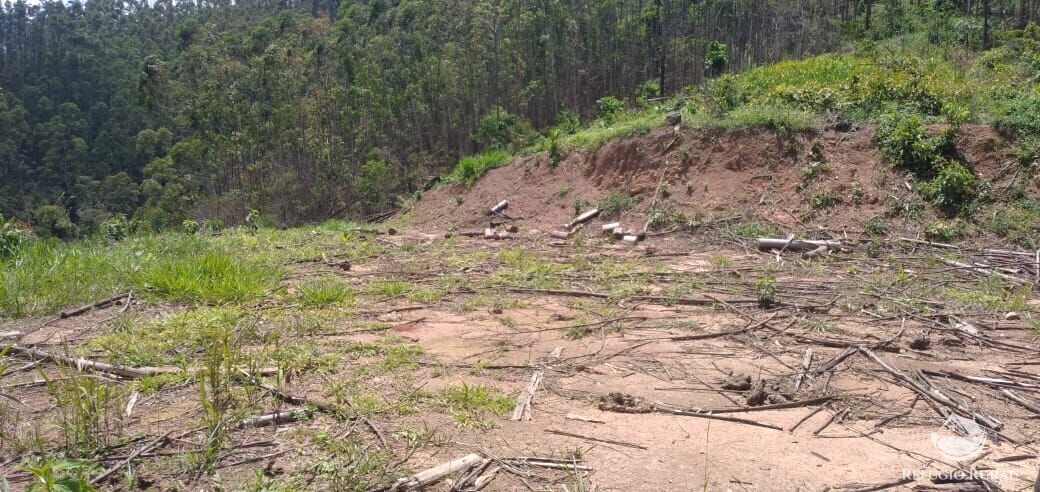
(657, 313, 777, 341)
(90, 430, 173, 484)
(549, 230, 572, 239)
(510, 371, 543, 421)
(788, 406, 827, 432)
(859, 348, 1003, 431)
(813, 407, 848, 435)
(757, 238, 841, 252)
(544, 428, 647, 450)
(489, 200, 508, 214)
(838, 477, 914, 492)
(3, 345, 277, 379)
(705, 395, 835, 414)
(941, 259, 1029, 285)
(235, 369, 345, 417)
(652, 404, 784, 431)
(60, 292, 131, 319)
(1001, 388, 1040, 415)
(795, 348, 814, 392)
(389, 453, 484, 492)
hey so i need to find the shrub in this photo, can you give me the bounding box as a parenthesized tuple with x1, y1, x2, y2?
(918, 160, 980, 209)
(924, 219, 965, 242)
(876, 112, 933, 173)
(475, 106, 535, 150)
(596, 96, 624, 125)
(1, 215, 31, 258)
(445, 149, 511, 185)
(755, 274, 777, 308)
(100, 213, 136, 241)
(635, 79, 661, 105)
(704, 40, 728, 78)
(32, 205, 76, 239)
(598, 191, 640, 217)
(181, 219, 200, 234)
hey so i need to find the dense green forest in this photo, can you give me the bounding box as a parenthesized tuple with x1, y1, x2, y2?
(0, 0, 1038, 235)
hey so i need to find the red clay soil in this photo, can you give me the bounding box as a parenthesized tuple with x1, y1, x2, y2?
(407, 122, 1022, 235)
(407, 124, 882, 234)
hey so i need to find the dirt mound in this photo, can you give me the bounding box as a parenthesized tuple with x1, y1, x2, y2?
(407, 122, 1017, 234)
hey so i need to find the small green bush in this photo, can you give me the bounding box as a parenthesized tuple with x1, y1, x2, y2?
(475, 106, 536, 150)
(100, 213, 137, 241)
(598, 191, 640, 217)
(445, 150, 511, 185)
(1, 215, 31, 259)
(32, 205, 76, 239)
(704, 40, 728, 78)
(918, 160, 980, 209)
(596, 96, 624, 125)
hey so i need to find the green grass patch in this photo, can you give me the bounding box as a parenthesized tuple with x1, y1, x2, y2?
(297, 279, 354, 306)
(86, 306, 259, 367)
(0, 234, 281, 319)
(556, 110, 664, 150)
(138, 250, 280, 304)
(444, 149, 511, 185)
(433, 383, 512, 428)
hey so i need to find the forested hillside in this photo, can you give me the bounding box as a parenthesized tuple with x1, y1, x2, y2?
(3, 0, 1035, 235)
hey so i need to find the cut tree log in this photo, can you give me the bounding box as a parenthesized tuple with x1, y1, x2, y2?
(757, 238, 841, 253)
(390, 453, 484, 491)
(238, 409, 311, 428)
(549, 230, 572, 239)
(566, 209, 600, 229)
(489, 200, 508, 214)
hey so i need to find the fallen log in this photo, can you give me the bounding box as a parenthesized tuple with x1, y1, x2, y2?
(60, 292, 131, 319)
(566, 209, 599, 229)
(549, 230, 572, 239)
(389, 453, 484, 492)
(757, 238, 841, 253)
(238, 409, 311, 428)
(489, 200, 508, 214)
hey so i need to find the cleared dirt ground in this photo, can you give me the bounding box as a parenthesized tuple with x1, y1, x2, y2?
(1, 124, 1038, 491)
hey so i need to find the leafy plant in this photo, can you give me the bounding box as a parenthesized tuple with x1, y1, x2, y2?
(445, 150, 511, 185)
(755, 274, 777, 308)
(598, 191, 640, 218)
(297, 279, 353, 306)
(23, 458, 96, 492)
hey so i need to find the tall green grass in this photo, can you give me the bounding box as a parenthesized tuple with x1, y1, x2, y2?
(444, 149, 512, 185)
(0, 234, 282, 319)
